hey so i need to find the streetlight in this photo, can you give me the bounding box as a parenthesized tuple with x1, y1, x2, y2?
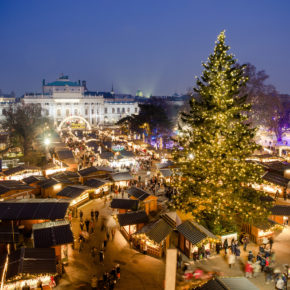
(44, 138, 50, 146)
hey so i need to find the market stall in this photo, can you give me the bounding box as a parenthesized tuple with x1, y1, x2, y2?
(177, 220, 219, 260)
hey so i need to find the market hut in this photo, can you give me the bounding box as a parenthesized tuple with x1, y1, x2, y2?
(32, 220, 73, 264)
(110, 171, 133, 188)
(0, 248, 57, 290)
(117, 210, 149, 240)
(78, 166, 114, 183)
(110, 198, 139, 214)
(158, 169, 172, 183)
(84, 178, 110, 198)
(133, 218, 174, 258)
(242, 219, 282, 244)
(50, 171, 80, 183)
(177, 220, 219, 260)
(37, 178, 72, 198)
(22, 176, 47, 196)
(55, 149, 78, 171)
(0, 199, 70, 231)
(127, 187, 158, 215)
(0, 181, 36, 200)
(56, 185, 92, 207)
(269, 205, 290, 225)
(2, 165, 42, 181)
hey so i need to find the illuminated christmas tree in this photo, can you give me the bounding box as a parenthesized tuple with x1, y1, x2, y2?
(172, 31, 271, 235)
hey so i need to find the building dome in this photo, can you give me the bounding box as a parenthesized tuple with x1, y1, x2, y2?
(136, 90, 143, 97)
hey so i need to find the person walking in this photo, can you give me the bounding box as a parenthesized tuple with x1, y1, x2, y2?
(248, 251, 254, 262)
(79, 210, 83, 221)
(90, 209, 94, 220)
(223, 239, 228, 255)
(228, 253, 235, 268)
(216, 242, 221, 255)
(253, 261, 261, 278)
(276, 276, 285, 290)
(243, 235, 249, 251)
(94, 210, 99, 221)
(85, 219, 90, 232)
(269, 236, 274, 251)
(99, 250, 104, 264)
(245, 261, 253, 278)
(91, 274, 98, 290)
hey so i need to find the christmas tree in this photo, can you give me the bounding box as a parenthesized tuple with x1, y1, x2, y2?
(172, 31, 272, 235)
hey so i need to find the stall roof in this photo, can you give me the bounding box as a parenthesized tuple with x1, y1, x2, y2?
(0, 248, 56, 281)
(3, 165, 40, 176)
(196, 277, 259, 290)
(271, 205, 290, 216)
(37, 178, 63, 189)
(33, 220, 73, 248)
(50, 171, 79, 180)
(0, 199, 69, 220)
(262, 171, 289, 187)
(111, 199, 139, 210)
(56, 185, 90, 199)
(111, 171, 133, 182)
(78, 166, 113, 177)
(22, 175, 46, 185)
(117, 210, 148, 226)
(84, 178, 107, 188)
(254, 219, 277, 230)
(159, 169, 172, 178)
(56, 149, 74, 160)
(156, 160, 174, 169)
(120, 150, 135, 158)
(263, 161, 290, 173)
(136, 218, 173, 244)
(0, 181, 34, 196)
(127, 187, 151, 201)
(0, 223, 19, 243)
(177, 220, 217, 245)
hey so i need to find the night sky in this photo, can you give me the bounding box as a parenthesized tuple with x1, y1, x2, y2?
(0, 0, 289, 96)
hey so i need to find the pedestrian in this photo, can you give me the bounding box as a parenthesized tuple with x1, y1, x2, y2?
(230, 238, 235, 254)
(248, 251, 254, 262)
(283, 187, 287, 201)
(85, 219, 90, 232)
(243, 235, 249, 251)
(262, 236, 269, 248)
(80, 210, 83, 221)
(223, 239, 228, 255)
(103, 272, 108, 284)
(116, 264, 121, 279)
(245, 261, 253, 278)
(275, 190, 280, 200)
(235, 247, 241, 260)
(91, 274, 98, 290)
(269, 236, 274, 251)
(89, 220, 94, 233)
(276, 276, 285, 290)
(106, 230, 110, 241)
(216, 242, 221, 255)
(228, 253, 235, 268)
(91, 209, 94, 220)
(111, 228, 116, 239)
(99, 250, 104, 264)
(253, 261, 261, 278)
(265, 266, 273, 284)
(94, 210, 99, 221)
(103, 238, 107, 249)
(80, 221, 84, 231)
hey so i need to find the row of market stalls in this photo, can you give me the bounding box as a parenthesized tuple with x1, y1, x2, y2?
(0, 199, 73, 289)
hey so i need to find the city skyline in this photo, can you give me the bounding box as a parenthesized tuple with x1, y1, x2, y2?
(0, 0, 290, 96)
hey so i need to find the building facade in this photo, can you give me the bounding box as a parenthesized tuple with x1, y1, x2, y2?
(21, 76, 139, 128)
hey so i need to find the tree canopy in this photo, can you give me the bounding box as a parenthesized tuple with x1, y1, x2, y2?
(171, 31, 272, 235)
(1, 103, 51, 158)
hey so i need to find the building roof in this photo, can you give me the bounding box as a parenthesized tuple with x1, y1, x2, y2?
(156, 160, 174, 169)
(56, 185, 90, 199)
(127, 187, 151, 201)
(263, 161, 290, 173)
(0, 199, 69, 220)
(136, 218, 173, 244)
(120, 150, 135, 158)
(111, 171, 133, 182)
(37, 178, 62, 189)
(177, 220, 217, 245)
(110, 199, 139, 210)
(50, 171, 79, 180)
(33, 220, 73, 248)
(56, 150, 75, 160)
(160, 212, 182, 228)
(0, 223, 19, 244)
(0, 248, 56, 281)
(117, 210, 148, 226)
(100, 151, 114, 160)
(84, 178, 107, 188)
(271, 205, 290, 216)
(78, 166, 113, 177)
(3, 165, 40, 176)
(262, 171, 289, 187)
(195, 278, 226, 290)
(159, 169, 172, 178)
(218, 277, 259, 290)
(22, 175, 46, 185)
(0, 181, 34, 196)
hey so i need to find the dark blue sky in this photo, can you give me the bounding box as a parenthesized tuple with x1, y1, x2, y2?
(0, 0, 289, 96)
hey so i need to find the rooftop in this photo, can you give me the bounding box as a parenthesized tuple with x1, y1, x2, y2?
(117, 210, 149, 226)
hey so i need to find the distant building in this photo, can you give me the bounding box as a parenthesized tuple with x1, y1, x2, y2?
(0, 75, 139, 127)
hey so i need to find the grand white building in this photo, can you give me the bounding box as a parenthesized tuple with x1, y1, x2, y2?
(21, 75, 139, 128)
